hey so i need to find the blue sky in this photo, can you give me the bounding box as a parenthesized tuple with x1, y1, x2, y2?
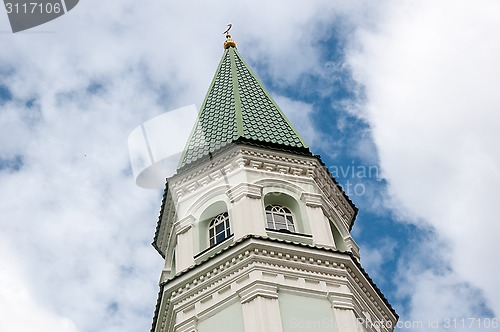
(1, 1, 499, 331)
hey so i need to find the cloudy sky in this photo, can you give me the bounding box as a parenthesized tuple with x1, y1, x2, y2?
(1, 0, 499, 331)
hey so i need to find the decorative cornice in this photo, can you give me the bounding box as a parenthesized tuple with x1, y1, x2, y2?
(164, 248, 346, 323)
(171, 146, 317, 200)
(346, 265, 391, 321)
(240, 148, 316, 177)
(156, 236, 396, 319)
(170, 148, 242, 199)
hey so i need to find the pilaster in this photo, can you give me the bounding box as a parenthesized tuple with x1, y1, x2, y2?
(175, 215, 195, 272)
(329, 293, 361, 332)
(301, 192, 336, 248)
(226, 183, 266, 238)
(240, 284, 283, 332)
(175, 318, 197, 332)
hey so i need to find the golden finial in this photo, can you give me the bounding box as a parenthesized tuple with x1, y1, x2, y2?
(223, 23, 237, 49)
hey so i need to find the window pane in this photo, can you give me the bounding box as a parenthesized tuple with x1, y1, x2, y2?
(216, 233, 225, 244)
(274, 214, 285, 224)
(265, 205, 296, 232)
(275, 224, 287, 231)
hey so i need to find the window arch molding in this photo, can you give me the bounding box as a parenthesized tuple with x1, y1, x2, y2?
(255, 178, 304, 197)
(185, 185, 231, 217)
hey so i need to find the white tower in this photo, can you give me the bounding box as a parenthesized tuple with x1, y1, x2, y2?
(150, 33, 397, 332)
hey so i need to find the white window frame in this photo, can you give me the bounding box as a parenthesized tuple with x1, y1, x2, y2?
(209, 212, 231, 246)
(265, 205, 296, 233)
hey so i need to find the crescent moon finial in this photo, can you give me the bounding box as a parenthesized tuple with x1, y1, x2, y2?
(223, 24, 237, 49)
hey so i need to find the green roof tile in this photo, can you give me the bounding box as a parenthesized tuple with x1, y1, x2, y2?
(178, 45, 308, 170)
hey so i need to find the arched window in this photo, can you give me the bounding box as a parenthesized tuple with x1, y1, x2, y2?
(266, 205, 295, 233)
(209, 212, 231, 246)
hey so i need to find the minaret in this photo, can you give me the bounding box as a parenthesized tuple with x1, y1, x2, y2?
(151, 30, 397, 332)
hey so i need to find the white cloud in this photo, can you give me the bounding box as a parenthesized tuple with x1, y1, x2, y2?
(348, 0, 500, 319)
(4, 0, 498, 329)
(0, 241, 79, 332)
(359, 237, 397, 280)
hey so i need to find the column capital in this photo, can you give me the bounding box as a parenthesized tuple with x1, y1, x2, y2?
(175, 215, 195, 235)
(226, 183, 263, 203)
(175, 317, 198, 332)
(300, 192, 324, 208)
(239, 283, 278, 304)
(328, 292, 355, 310)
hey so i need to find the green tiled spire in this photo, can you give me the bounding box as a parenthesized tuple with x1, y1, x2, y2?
(178, 42, 308, 170)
